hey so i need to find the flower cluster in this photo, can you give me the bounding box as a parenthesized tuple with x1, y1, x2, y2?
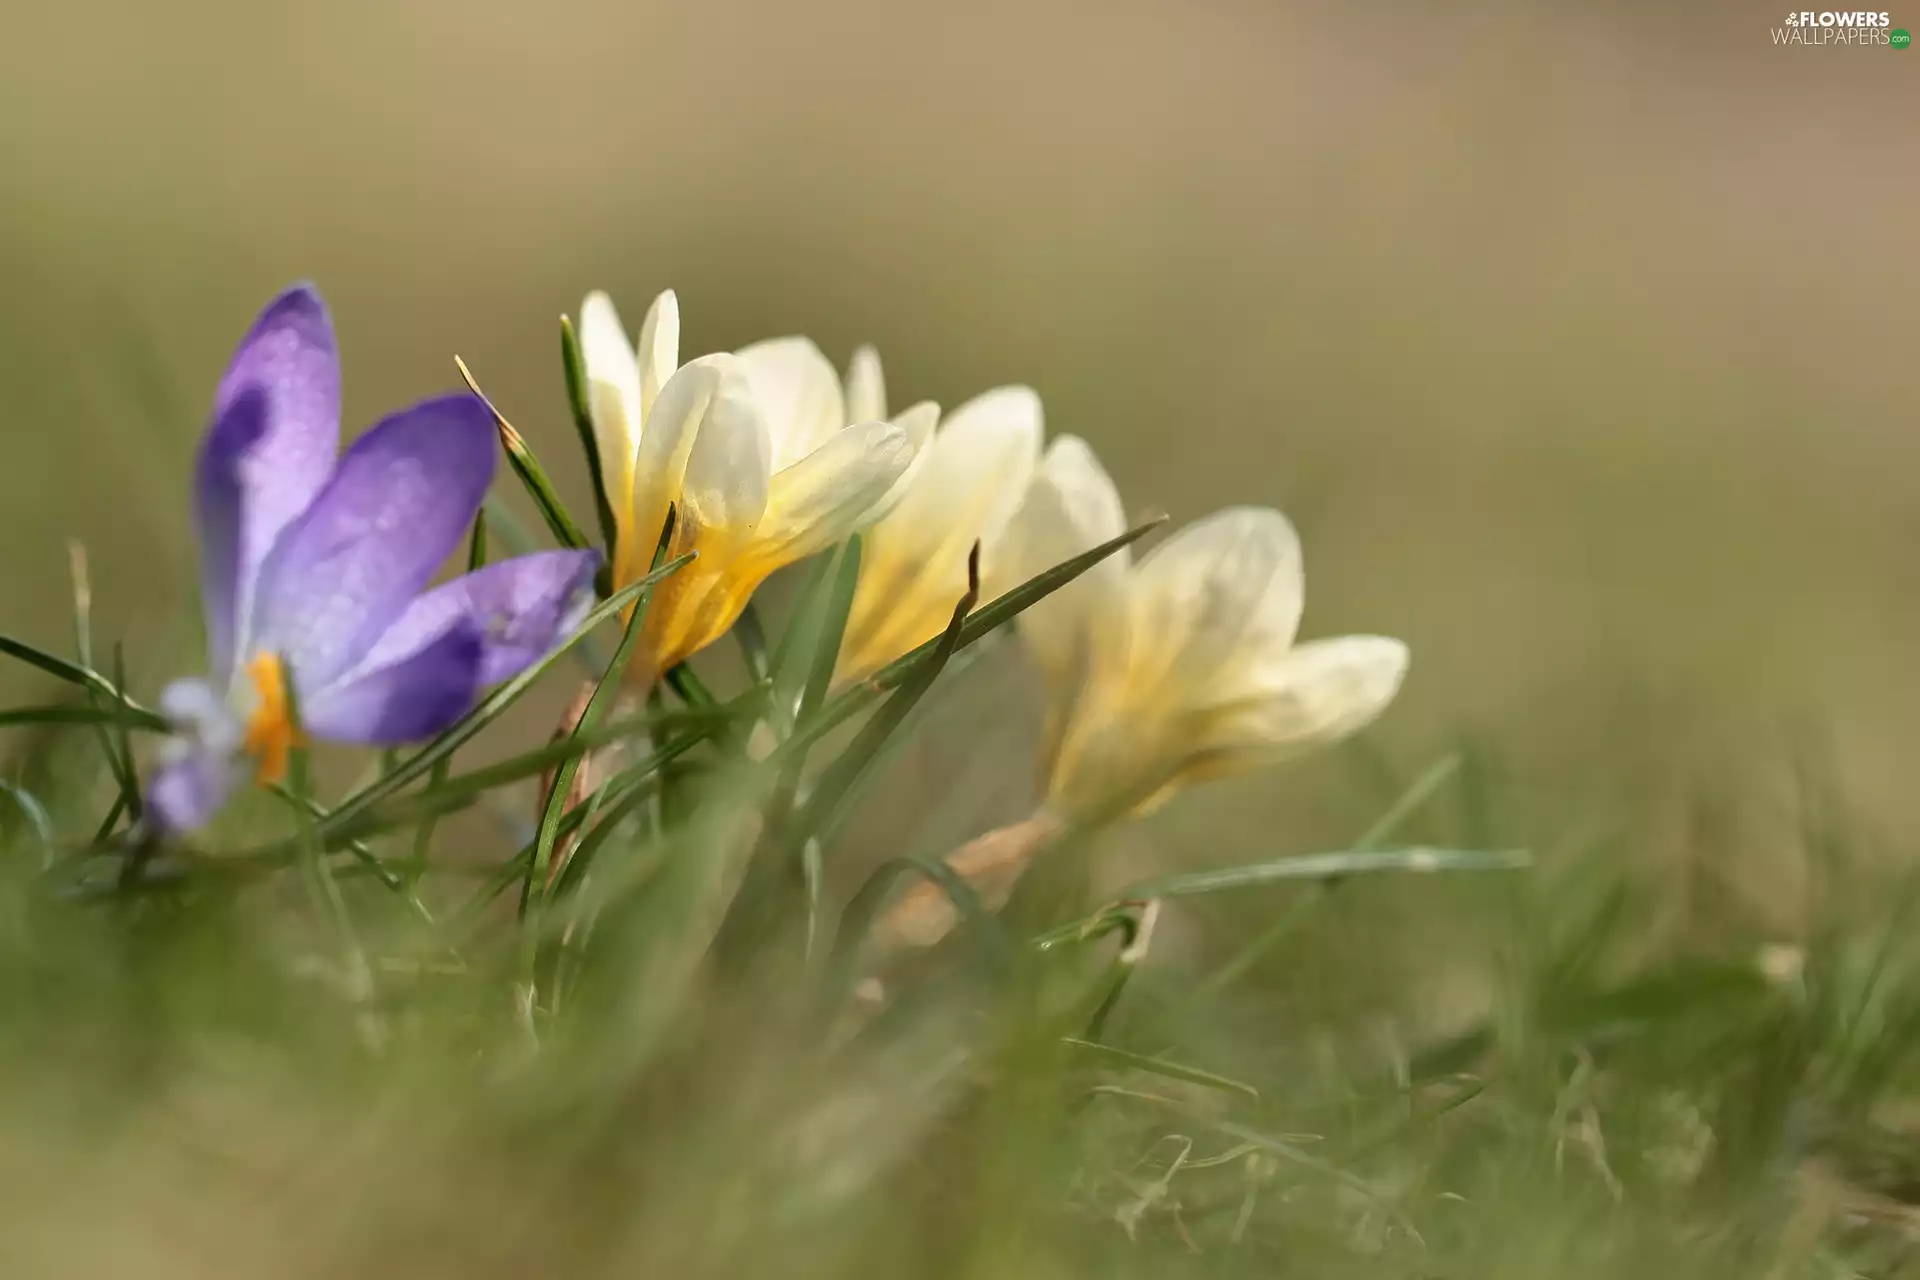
(577, 290, 1406, 826)
(147, 282, 1407, 856)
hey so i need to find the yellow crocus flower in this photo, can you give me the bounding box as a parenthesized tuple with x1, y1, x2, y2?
(836, 354, 1042, 681)
(578, 291, 921, 682)
(998, 436, 1410, 821)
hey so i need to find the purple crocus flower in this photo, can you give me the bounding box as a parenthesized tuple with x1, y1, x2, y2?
(147, 284, 600, 833)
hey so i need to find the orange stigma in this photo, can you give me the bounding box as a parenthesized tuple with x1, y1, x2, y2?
(241, 652, 302, 784)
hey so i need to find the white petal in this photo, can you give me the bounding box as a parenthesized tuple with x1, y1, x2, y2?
(622, 355, 726, 582)
(580, 291, 644, 520)
(1199, 635, 1409, 762)
(1124, 506, 1303, 696)
(636, 289, 680, 423)
(871, 385, 1043, 568)
(160, 676, 243, 755)
(991, 435, 1128, 698)
(758, 421, 916, 562)
(735, 336, 846, 472)
(836, 387, 1041, 680)
(846, 345, 886, 425)
(853, 400, 938, 525)
(679, 356, 773, 537)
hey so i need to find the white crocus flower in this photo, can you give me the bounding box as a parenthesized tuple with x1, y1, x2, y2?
(1000, 437, 1410, 821)
(576, 291, 923, 682)
(836, 367, 1042, 682)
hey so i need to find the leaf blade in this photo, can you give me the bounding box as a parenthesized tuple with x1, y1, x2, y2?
(456, 356, 592, 552)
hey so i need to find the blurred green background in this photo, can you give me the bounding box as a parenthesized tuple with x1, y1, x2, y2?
(1, 0, 1916, 833)
(4, 5, 1920, 1277)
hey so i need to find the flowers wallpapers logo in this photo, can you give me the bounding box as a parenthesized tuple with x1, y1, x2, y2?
(1774, 8, 1902, 41)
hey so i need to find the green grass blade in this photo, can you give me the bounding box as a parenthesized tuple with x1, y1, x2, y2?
(481, 494, 538, 556)
(1207, 1117, 1422, 1239)
(522, 522, 667, 918)
(0, 705, 166, 732)
(0, 781, 56, 867)
(788, 543, 980, 851)
(0, 633, 115, 697)
(106, 645, 143, 826)
(467, 506, 488, 571)
(546, 724, 716, 899)
(780, 517, 1161, 763)
(1198, 754, 1465, 996)
(398, 506, 494, 881)
(1032, 898, 1156, 954)
(322, 708, 727, 844)
(799, 537, 862, 725)
(1351, 753, 1463, 851)
(458, 719, 712, 926)
(279, 662, 371, 1002)
(736, 539, 864, 933)
(761, 539, 862, 842)
(735, 601, 771, 685)
(862, 517, 1160, 695)
(765, 550, 840, 726)
(92, 795, 128, 852)
(1033, 849, 1526, 954)
(341, 558, 686, 810)
(824, 851, 1009, 1007)
(483, 495, 610, 670)
(456, 356, 591, 552)
(559, 313, 621, 554)
(1127, 847, 1529, 900)
(808, 638, 999, 851)
(664, 662, 718, 709)
(217, 557, 693, 866)
(0, 632, 157, 737)
(66, 544, 142, 827)
(1061, 1037, 1260, 1099)
(263, 783, 405, 895)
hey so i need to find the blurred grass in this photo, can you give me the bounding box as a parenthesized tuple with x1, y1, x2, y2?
(5, 717, 1920, 1278)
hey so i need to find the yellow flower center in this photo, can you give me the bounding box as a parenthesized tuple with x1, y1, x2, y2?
(240, 652, 301, 785)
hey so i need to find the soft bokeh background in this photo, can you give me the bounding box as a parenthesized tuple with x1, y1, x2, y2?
(2, 0, 1915, 837)
(5, 5, 1920, 1277)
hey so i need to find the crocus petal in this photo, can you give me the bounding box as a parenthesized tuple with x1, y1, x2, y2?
(679, 367, 773, 539)
(853, 401, 939, 525)
(621, 355, 729, 587)
(755, 420, 915, 564)
(1122, 506, 1302, 698)
(301, 621, 486, 743)
(196, 284, 341, 682)
(874, 386, 1042, 562)
(842, 386, 1041, 675)
(993, 435, 1128, 699)
(734, 337, 845, 473)
(251, 395, 496, 689)
(846, 345, 887, 425)
(338, 549, 599, 688)
(145, 678, 244, 833)
(617, 355, 773, 678)
(581, 291, 646, 524)
(159, 677, 243, 755)
(1185, 635, 1410, 777)
(147, 744, 240, 834)
(636, 289, 680, 421)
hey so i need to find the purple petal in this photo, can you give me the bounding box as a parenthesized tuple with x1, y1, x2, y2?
(250, 394, 497, 689)
(196, 285, 341, 682)
(146, 744, 239, 834)
(301, 620, 485, 744)
(343, 549, 600, 689)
